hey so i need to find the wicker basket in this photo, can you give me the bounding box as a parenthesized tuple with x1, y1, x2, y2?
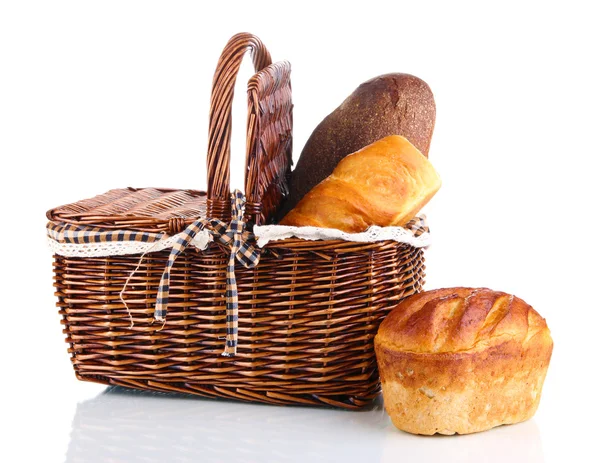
(47, 33, 426, 409)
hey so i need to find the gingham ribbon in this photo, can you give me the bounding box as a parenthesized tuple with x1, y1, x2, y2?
(47, 222, 165, 244)
(155, 190, 260, 356)
(47, 197, 428, 357)
(406, 215, 429, 237)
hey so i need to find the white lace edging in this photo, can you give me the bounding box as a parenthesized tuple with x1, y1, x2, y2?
(253, 224, 430, 248)
(47, 229, 213, 258)
(48, 221, 429, 257)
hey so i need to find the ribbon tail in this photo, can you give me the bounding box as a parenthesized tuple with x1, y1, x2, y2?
(222, 251, 239, 357)
(222, 193, 244, 356)
(154, 220, 204, 322)
(154, 270, 170, 322)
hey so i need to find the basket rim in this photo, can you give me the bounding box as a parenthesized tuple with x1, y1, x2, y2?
(47, 187, 429, 250)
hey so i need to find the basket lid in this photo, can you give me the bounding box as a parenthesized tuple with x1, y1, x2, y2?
(46, 187, 207, 234)
(47, 33, 292, 234)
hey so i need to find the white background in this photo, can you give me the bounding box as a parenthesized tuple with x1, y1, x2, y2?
(1, 1, 598, 461)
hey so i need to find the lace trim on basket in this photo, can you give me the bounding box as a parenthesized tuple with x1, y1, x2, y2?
(47, 231, 213, 257)
(47, 215, 430, 258)
(253, 216, 430, 248)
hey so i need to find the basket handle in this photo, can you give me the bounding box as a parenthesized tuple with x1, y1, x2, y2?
(206, 33, 272, 220)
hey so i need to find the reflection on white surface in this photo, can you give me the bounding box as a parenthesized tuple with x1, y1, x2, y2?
(382, 416, 544, 463)
(66, 387, 544, 463)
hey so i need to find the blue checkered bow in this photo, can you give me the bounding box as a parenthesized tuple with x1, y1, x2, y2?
(154, 190, 260, 356)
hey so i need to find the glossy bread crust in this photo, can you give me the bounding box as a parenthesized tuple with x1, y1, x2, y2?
(375, 288, 553, 435)
(280, 135, 441, 232)
(281, 73, 436, 218)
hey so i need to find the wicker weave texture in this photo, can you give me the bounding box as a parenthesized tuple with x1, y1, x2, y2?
(49, 33, 427, 409)
(206, 33, 292, 224)
(245, 61, 293, 225)
(55, 242, 424, 408)
(47, 188, 207, 234)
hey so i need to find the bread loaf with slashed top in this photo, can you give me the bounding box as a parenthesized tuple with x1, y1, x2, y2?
(375, 287, 553, 435)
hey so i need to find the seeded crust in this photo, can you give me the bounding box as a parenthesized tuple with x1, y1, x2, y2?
(374, 288, 553, 435)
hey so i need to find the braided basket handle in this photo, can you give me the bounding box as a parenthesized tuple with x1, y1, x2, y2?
(206, 33, 272, 220)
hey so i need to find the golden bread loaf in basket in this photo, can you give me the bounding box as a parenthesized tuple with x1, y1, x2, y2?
(282, 73, 436, 217)
(280, 135, 441, 232)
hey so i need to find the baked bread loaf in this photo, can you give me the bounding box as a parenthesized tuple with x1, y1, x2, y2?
(279, 73, 436, 218)
(279, 135, 441, 232)
(375, 288, 553, 435)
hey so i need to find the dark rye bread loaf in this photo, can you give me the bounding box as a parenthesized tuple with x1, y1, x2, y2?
(279, 73, 436, 219)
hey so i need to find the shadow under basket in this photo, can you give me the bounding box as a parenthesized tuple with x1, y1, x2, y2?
(47, 33, 427, 409)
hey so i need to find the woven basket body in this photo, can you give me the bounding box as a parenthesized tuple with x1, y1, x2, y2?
(48, 34, 426, 409)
